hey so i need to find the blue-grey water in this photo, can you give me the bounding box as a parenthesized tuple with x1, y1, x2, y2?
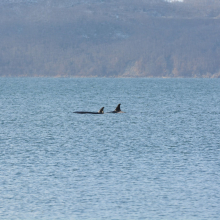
(0, 78, 220, 220)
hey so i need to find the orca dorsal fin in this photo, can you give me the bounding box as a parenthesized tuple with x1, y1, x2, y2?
(115, 104, 121, 112)
(98, 107, 104, 114)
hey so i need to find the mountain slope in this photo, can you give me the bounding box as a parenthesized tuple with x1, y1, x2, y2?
(0, 0, 220, 77)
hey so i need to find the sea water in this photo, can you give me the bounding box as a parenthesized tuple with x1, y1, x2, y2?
(0, 78, 220, 219)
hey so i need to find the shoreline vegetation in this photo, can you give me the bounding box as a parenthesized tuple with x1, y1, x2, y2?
(1, 0, 220, 78)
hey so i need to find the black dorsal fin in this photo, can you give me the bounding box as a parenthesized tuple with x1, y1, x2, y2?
(115, 104, 121, 112)
(98, 107, 104, 114)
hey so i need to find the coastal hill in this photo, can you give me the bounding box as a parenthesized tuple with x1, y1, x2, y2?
(0, 0, 220, 77)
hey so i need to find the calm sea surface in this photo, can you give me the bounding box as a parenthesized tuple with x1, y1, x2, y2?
(0, 78, 220, 219)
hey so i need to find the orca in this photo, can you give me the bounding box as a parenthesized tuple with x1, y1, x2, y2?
(74, 107, 104, 114)
(107, 104, 124, 113)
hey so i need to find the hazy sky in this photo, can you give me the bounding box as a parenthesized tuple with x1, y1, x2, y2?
(166, 0, 184, 2)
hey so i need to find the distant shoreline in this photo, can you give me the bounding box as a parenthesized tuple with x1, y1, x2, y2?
(1, 76, 220, 79)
